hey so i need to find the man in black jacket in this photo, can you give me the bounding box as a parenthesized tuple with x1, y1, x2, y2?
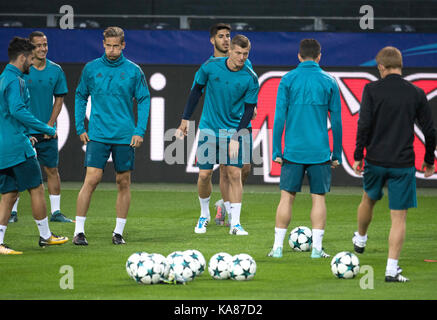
(352, 46, 436, 283)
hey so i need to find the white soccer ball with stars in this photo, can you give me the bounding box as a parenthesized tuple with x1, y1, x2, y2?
(166, 251, 197, 283)
(288, 226, 312, 252)
(148, 253, 170, 280)
(330, 251, 360, 279)
(208, 252, 233, 280)
(131, 254, 164, 284)
(126, 252, 148, 279)
(184, 249, 206, 276)
(229, 253, 256, 281)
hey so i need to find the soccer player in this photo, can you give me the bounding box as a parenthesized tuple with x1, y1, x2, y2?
(176, 34, 259, 236)
(352, 46, 436, 282)
(9, 31, 73, 224)
(74, 27, 151, 245)
(193, 23, 257, 227)
(0, 37, 69, 254)
(268, 39, 342, 259)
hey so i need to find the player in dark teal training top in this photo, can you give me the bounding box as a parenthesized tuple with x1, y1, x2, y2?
(193, 23, 257, 228)
(9, 31, 73, 224)
(74, 27, 151, 246)
(268, 39, 342, 259)
(176, 34, 259, 236)
(0, 37, 69, 254)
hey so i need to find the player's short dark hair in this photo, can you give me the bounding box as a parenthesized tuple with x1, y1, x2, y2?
(8, 37, 35, 62)
(376, 46, 403, 69)
(209, 23, 231, 38)
(103, 26, 125, 43)
(299, 39, 321, 60)
(231, 34, 251, 49)
(29, 31, 46, 43)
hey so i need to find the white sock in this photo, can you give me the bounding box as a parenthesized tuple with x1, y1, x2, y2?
(12, 197, 19, 212)
(35, 217, 51, 240)
(224, 201, 231, 214)
(312, 229, 325, 251)
(273, 227, 287, 249)
(386, 258, 399, 276)
(230, 203, 242, 227)
(0, 225, 7, 244)
(113, 218, 126, 236)
(356, 232, 368, 243)
(199, 196, 210, 218)
(74, 216, 86, 235)
(49, 194, 61, 214)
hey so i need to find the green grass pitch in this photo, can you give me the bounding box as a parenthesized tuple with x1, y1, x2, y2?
(0, 183, 436, 300)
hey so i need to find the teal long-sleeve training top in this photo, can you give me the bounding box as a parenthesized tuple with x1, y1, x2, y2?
(75, 53, 151, 145)
(0, 64, 55, 170)
(272, 61, 342, 164)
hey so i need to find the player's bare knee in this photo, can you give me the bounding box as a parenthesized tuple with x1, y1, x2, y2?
(362, 192, 377, 208)
(84, 175, 101, 191)
(281, 190, 296, 204)
(226, 167, 241, 183)
(11, 191, 19, 203)
(198, 170, 212, 184)
(28, 184, 45, 198)
(44, 166, 59, 177)
(2, 191, 19, 206)
(116, 173, 131, 190)
(219, 165, 229, 182)
(241, 164, 251, 180)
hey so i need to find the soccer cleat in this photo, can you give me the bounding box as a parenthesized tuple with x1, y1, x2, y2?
(0, 244, 22, 255)
(8, 211, 18, 223)
(194, 217, 210, 234)
(50, 211, 74, 223)
(226, 211, 232, 227)
(311, 248, 330, 258)
(229, 224, 249, 236)
(39, 232, 69, 247)
(352, 231, 367, 254)
(267, 247, 283, 258)
(72, 232, 88, 246)
(214, 199, 226, 226)
(112, 233, 126, 245)
(385, 272, 409, 283)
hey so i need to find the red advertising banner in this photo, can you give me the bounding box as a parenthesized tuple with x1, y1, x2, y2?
(252, 70, 437, 183)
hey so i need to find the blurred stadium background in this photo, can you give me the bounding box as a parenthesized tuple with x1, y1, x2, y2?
(1, 0, 436, 187)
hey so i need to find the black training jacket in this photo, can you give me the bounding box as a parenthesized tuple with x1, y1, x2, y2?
(354, 73, 436, 167)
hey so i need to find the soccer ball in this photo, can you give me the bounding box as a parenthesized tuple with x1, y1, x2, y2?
(167, 251, 197, 283)
(126, 252, 148, 279)
(133, 254, 164, 284)
(208, 252, 233, 280)
(331, 251, 360, 279)
(288, 226, 312, 252)
(148, 253, 170, 280)
(229, 253, 256, 281)
(184, 249, 206, 276)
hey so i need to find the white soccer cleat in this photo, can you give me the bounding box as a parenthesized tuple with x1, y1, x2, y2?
(194, 217, 210, 234)
(352, 231, 367, 254)
(229, 224, 248, 236)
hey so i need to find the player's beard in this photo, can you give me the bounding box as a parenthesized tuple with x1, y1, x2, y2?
(22, 61, 32, 74)
(215, 44, 229, 56)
